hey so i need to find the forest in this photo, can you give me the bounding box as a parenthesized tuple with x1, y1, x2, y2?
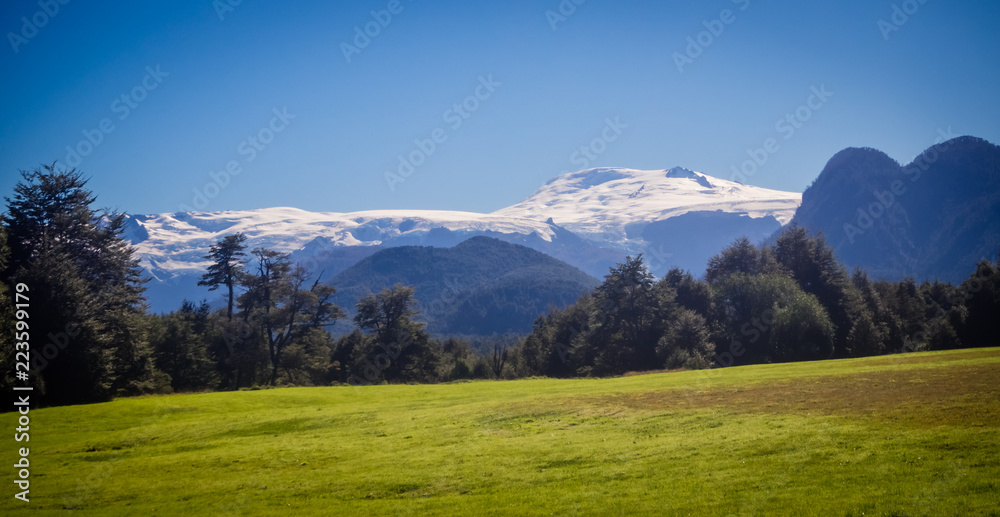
(3, 166, 998, 407)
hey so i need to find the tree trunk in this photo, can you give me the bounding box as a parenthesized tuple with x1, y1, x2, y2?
(226, 280, 234, 321)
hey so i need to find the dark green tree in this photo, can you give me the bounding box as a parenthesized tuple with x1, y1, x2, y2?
(713, 273, 833, 365)
(656, 308, 714, 370)
(331, 329, 371, 384)
(772, 226, 860, 357)
(959, 259, 1000, 348)
(769, 287, 835, 361)
(198, 233, 247, 321)
(705, 236, 782, 284)
(517, 316, 555, 377)
(239, 248, 343, 385)
(4, 166, 157, 405)
(353, 284, 440, 383)
(579, 255, 669, 375)
(148, 300, 219, 391)
(663, 267, 713, 317)
(440, 337, 475, 381)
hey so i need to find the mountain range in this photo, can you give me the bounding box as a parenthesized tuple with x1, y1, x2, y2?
(127, 166, 800, 313)
(126, 136, 999, 320)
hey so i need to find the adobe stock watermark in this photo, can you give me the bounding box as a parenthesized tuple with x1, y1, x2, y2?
(842, 126, 957, 244)
(385, 74, 501, 191)
(180, 107, 295, 211)
(213, 0, 244, 21)
(340, 0, 415, 63)
(643, 243, 675, 275)
(56, 65, 169, 169)
(545, 0, 587, 31)
(878, 0, 931, 41)
(568, 117, 627, 170)
(729, 84, 834, 184)
(7, 0, 71, 54)
(673, 0, 750, 74)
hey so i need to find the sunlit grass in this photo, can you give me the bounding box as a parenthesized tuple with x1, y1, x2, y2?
(7, 348, 999, 516)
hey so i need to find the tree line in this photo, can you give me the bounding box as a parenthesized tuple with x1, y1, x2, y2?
(515, 231, 998, 378)
(2, 167, 997, 406)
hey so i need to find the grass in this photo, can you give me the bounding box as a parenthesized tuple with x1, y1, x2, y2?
(5, 347, 1000, 516)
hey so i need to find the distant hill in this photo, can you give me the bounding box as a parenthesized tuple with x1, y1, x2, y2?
(329, 236, 599, 336)
(787, 136, 1000, 282)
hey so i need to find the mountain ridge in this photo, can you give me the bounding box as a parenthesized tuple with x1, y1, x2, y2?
(129, 166, 802, 312)
(328, 236, 599, 336)
(786, 136, 1000, 282)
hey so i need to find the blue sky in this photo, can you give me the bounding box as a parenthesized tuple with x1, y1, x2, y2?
(1, 0, 998, 215)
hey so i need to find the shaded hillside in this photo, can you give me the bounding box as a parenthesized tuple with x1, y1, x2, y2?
(787, 136, 1000, 282)
(330, 236, 599, 336)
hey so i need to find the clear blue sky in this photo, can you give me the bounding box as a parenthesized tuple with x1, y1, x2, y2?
(1, 0, 998, 215)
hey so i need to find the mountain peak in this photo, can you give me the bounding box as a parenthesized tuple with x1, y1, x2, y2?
(494, 166, 801, 232)
(665, 166, 713, 188)
(664, 166, 697, 178)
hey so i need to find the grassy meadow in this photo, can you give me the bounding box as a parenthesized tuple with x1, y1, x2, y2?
(6, 347, 1000, 516)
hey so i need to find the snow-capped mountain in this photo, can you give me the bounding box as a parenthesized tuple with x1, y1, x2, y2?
(126, 167, 801, 312)
(127, 208, 562, 281)
(495, 166, 800, 245)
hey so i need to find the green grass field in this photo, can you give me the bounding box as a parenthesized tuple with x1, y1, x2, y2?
(6, 348, 1000, 516)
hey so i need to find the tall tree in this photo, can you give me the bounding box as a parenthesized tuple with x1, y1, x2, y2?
(772, 226, 861, 357)
(198, 233, 247, 321)
(239, 248, 343, 385)
(582, 255, 666, 374)
(3, 166, 155, 405)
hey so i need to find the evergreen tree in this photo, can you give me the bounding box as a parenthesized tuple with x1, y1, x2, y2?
(3, 166, 156, 405)
(549, 296, 593, 377)
(772, 226, 860, 357)
(849, 269, 898, 355)
(518, 315, 556, 377)
(277, 327, 335, 385)
(149, 300, 219, 391)
(959, 259, 1000, 348)
(198, 233, 247, 321)
(845, 309, 885, 357)
(656, 308, 714, 370)
(706, 236, 782, 283)
(331, 329, 370, 384)
(583, 256, 663, 375)
(663, 267, 712, 318)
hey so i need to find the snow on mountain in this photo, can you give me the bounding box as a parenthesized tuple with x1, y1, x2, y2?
(127, 208, 560, 280)
(126, 167, 802, 312)
(493, 167, 801, 243)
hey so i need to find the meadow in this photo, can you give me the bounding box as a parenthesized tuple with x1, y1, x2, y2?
(7, 347, 999, 516)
